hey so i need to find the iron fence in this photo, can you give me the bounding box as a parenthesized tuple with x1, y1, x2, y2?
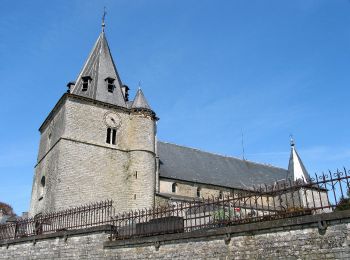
(1, 168, 350, 242)
(109, 168, 350, 240)
(0, 200, 113, 240)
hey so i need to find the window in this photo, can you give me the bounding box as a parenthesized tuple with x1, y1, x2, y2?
(39, 176, 46, 201)
(106, 128, 117, 145)
(81, 76, 92, 92)
(197, 187, 201, 197)
(105, 77, 115, 93)
(106, 128, 111, 143)
(112, 129, 116, 145)
(172, 183, 177, 193)
(219, 191, 223, 199)
(41, 176, 46, 187)
(82, 81, 88, 91)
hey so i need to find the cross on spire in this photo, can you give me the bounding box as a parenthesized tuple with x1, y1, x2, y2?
(138, 81, 142, 90)
(290, 134, 295, 147)
(102, 7, 107, 32)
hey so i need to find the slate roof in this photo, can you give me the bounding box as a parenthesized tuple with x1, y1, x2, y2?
(132, 89, 151, 110)
(70, 31, 126, 107)
(157, 141, 289, 189)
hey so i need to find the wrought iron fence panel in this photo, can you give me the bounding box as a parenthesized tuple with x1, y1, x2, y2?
(2, 168, 350, 242)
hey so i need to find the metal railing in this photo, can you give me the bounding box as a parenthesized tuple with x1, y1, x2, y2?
(1, 168, 350, 242)
(0, 200, 113, 240)
(109, 168, 350, 240)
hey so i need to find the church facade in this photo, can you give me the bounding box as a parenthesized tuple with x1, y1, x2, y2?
(29, 28, 310, 216)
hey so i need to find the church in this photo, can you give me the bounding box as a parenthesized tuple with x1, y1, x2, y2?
(29, 24, 310, 216)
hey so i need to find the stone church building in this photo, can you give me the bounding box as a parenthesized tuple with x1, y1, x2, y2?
(29, 27, 310, 216)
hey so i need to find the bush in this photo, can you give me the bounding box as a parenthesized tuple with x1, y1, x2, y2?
(212, 208, 237, 221)
(334, 187, 350, 211)
(335, 197, 350, 211)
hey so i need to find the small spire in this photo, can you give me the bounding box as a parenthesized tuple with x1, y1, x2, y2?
(132, 88, 151, 110)
(102, 7, 107, 32)
(287, 136, 310, 182)
(138, 81, 141, 90)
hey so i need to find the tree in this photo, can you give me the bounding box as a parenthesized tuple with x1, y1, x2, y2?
(0, 202, 15, 216)
(335, 188, 350, 212)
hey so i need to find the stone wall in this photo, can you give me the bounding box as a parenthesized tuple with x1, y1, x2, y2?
(2, 210, 350, 259)
(29, 94, 156, 216)
(159, 179, 235, 199)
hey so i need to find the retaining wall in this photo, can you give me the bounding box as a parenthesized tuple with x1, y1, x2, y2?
(1, 210, 350, 259)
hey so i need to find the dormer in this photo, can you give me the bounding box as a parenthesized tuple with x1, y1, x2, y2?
(121, 85, 130, 101)
(66, 81, 75, 93)
(81, 76, 92, 92)
(105, 77, 115, 93)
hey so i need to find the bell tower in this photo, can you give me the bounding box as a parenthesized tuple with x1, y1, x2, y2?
(29, 25, 157, 216)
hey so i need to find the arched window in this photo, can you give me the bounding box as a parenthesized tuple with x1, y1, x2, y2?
(172, 183, 177, 193)
(197, 187, 201, 197)
(106, 128, 111, 143)
(112, 129, 116, 145)
(219, 191, 223, 199)
(106, 128, 117, 145)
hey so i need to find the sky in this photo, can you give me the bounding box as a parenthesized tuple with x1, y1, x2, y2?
(0, 0, 349, 215)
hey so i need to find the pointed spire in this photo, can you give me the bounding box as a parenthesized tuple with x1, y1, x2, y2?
(132, 88, 151, 110)
(287, 138, 310, 182)
(70, 31, 126, 107)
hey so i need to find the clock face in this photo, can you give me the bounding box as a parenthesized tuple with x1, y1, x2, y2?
(104, 112, 121, 128)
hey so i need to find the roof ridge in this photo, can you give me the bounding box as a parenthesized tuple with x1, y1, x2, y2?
(158, 140, 287, 171)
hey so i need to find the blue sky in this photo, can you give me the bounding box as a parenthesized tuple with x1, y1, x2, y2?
(0, 0, 349, 214)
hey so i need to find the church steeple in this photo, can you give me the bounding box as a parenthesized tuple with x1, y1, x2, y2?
(287, 137, 310, 182)
(70, 31, 126, 107)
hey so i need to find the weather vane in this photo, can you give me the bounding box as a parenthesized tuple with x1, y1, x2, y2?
(102, 7, 107, 32)
(138, 81, 142, 90)
(290, 134, 295, 147)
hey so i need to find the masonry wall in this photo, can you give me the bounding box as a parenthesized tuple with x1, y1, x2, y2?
(2, 211, 350, 259)
(159, 179, 235, 199)
(30, 101, 67, 215)
(30, 95, 156, 216)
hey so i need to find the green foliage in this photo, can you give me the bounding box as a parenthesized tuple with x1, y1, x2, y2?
(335, 197, 350, 211)
(212, 208, 236, 221)
(335, 187, 350, 211)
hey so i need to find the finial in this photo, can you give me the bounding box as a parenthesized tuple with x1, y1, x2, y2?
(290, 134, 295, 147)
(138, 81, 141, 90)
(102, 7, 107, 32)
(241, 129, 246, 160)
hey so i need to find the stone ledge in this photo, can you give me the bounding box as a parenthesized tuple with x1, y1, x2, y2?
(0, 225, 112, 247)
(103, 210, 350, 249)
